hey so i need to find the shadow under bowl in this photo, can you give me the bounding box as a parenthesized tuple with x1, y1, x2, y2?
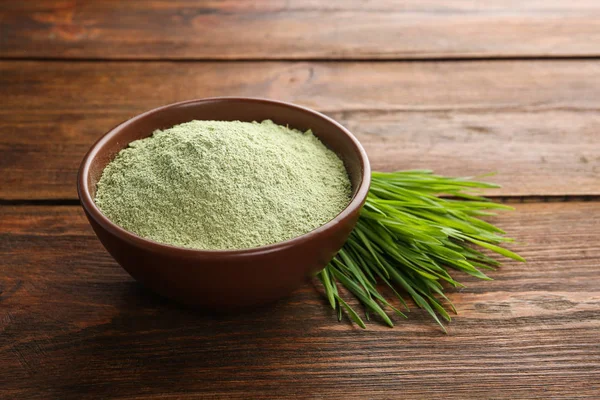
(77, 97, 371, 309)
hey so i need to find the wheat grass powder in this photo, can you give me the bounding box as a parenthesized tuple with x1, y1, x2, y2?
(94, 120, 352, 250)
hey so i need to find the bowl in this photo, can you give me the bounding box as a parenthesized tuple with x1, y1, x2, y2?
(77, 97, 371, 309)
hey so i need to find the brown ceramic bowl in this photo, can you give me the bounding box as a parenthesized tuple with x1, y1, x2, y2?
(78, 97, 370, 309)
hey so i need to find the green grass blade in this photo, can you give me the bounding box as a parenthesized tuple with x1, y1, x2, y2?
(316, 170, 523, 331)
(335, 295, 367, 329)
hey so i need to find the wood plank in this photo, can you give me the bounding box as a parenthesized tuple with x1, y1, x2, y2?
(1, 202, 599, 399)
(2, 1, 600, 60)
(1, 60, 599, 199)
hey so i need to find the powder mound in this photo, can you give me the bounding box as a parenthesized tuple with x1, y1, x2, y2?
(94, 120, 352, 250)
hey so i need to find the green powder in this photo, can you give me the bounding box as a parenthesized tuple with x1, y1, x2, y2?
(94, 120, 352, 250)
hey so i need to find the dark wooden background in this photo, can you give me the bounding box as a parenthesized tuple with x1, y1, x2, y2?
(1, 1, 599, 399)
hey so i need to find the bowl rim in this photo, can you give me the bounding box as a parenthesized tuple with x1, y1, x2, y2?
(77, 97, 371, 258)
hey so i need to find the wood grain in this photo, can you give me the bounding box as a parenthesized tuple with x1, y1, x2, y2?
(1, 60, 599, 200)
(2, 1, 600, 60)
(1, 202, 599, 399)
(2, 2, 599, 399)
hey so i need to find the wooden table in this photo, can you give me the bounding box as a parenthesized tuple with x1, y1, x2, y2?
(1, 2, 599, 399)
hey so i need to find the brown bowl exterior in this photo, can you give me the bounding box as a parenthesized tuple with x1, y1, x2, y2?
(78, 97, 370, 309)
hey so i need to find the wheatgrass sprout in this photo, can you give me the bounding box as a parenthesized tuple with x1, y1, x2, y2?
(318, 170, 525, 331)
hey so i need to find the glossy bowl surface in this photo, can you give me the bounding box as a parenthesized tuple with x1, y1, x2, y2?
(78, 97, 371, 309)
